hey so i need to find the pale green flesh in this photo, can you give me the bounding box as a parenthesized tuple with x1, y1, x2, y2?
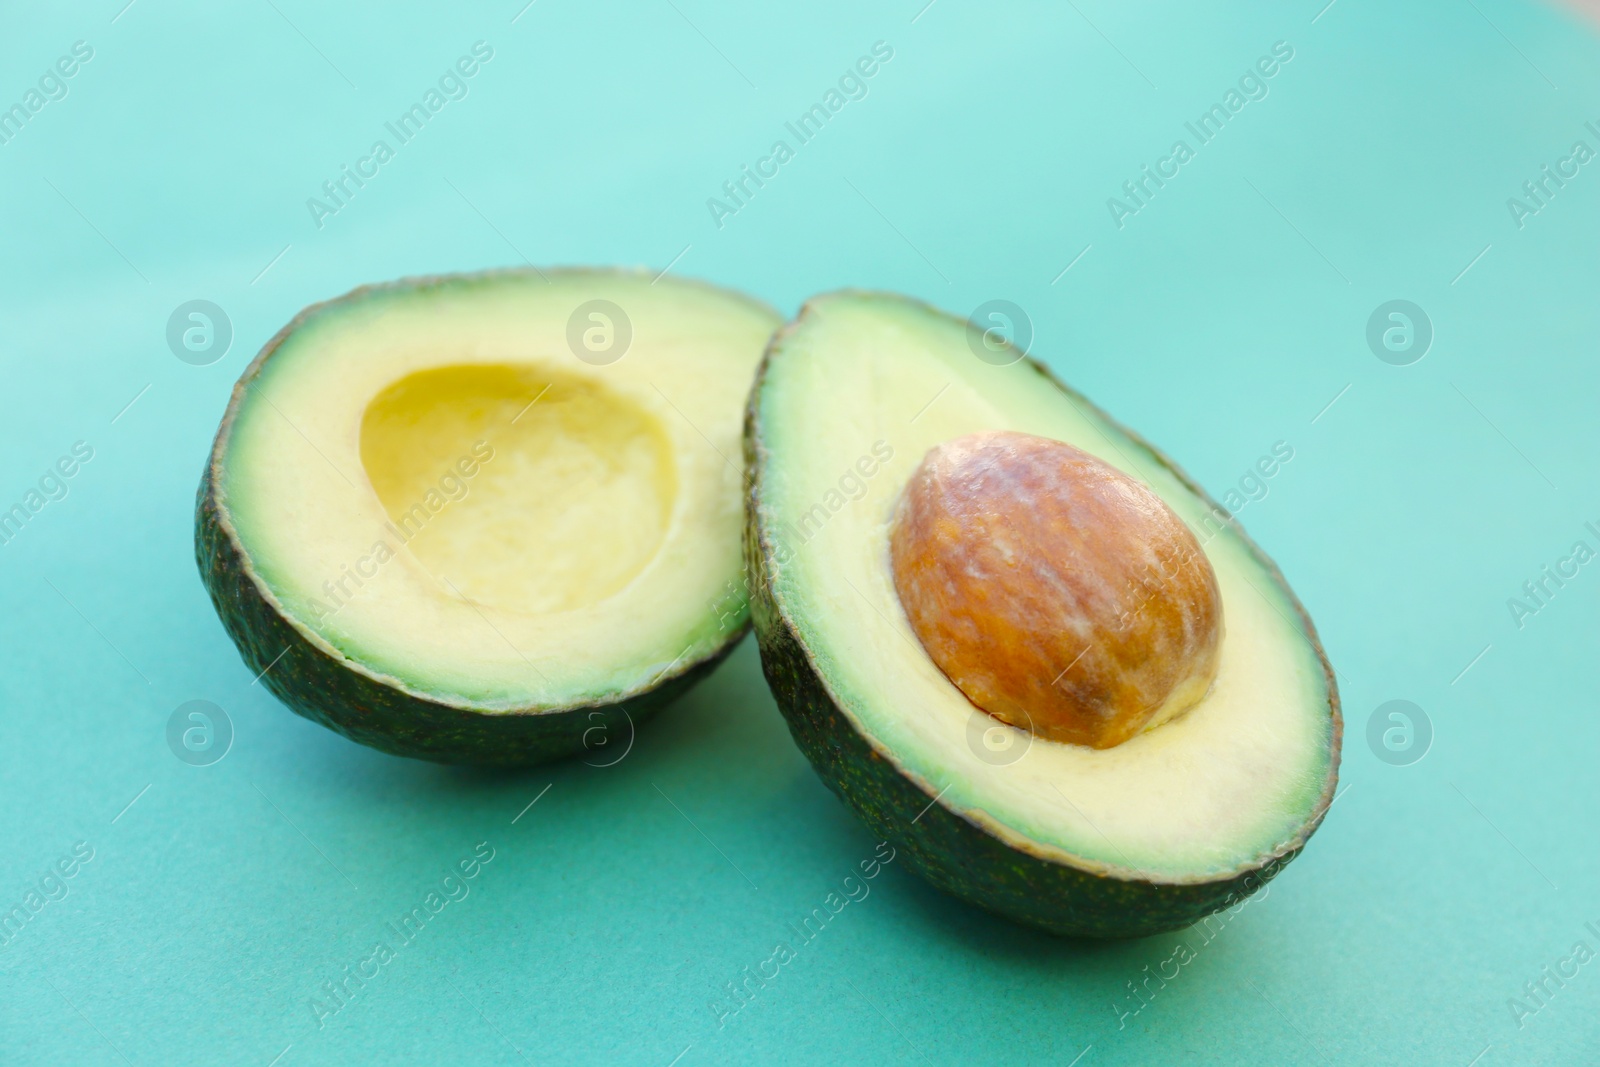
(754, 294, 1335, 880)
(220, 271, 777, 709)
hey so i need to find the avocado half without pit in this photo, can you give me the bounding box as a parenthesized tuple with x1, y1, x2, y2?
(744, 292, 1341, 938)
(196, 269, 779, 765)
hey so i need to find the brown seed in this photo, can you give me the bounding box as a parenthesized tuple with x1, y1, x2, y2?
(889, 430, 1222, 749)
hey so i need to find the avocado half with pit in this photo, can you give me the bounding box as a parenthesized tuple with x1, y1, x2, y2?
(197, 268, 778, 765)
(743, 291, 1340, 937)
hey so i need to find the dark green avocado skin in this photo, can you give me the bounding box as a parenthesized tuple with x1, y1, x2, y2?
(196, 464, 734, 766)
(192, 269, 752, 768)
(741, 301, 1342, 938)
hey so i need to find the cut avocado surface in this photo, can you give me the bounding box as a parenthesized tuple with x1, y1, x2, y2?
(197, 268, 779, 765)
(744, 291, 1340, 937)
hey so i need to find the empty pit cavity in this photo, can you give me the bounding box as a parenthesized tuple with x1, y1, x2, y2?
(359, 364, 675, 614)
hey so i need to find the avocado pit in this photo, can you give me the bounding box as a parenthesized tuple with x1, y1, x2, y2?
(889, 430, 1222, 749)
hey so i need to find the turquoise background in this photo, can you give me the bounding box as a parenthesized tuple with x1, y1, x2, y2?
(2, 0, 1598, 1063)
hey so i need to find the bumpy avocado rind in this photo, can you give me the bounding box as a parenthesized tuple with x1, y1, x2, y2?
(197, 463, 732, 765)
(194, 268, 755, 767)
(742, 298, 1342, 938)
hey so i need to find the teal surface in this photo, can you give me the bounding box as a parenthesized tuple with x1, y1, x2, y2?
(2, 1, 1598, 1063)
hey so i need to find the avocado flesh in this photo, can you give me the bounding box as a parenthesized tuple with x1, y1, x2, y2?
(744, 292, 1340, 935)
(198, 268, 779, 765)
